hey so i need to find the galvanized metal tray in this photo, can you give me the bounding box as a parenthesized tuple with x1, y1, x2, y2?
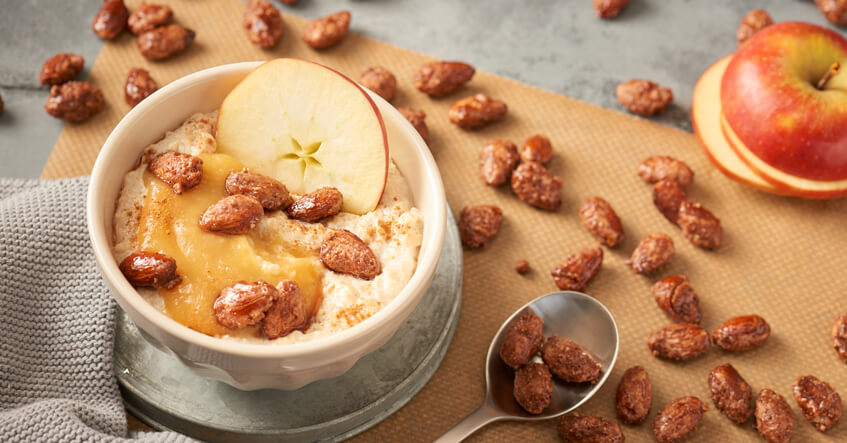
(113, 212, 462, 442)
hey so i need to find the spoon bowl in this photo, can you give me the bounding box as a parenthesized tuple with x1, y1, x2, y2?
(436, 291, 619, 441)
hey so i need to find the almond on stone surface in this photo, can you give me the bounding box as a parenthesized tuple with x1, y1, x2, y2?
(617, 79, 673, 116)
(45, 81, 104, 123)
(39, 53, 84, 86)
(302, 10, 350, 49)
(320, 230, 381, 280)
(737, 9, 773, 45)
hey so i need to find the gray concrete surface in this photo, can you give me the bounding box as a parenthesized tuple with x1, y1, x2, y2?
(0, 0, 838, 178)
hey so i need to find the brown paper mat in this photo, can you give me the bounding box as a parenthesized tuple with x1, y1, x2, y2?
(44, 1, 847, 441)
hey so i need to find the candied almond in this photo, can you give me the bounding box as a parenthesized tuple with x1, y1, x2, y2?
(648, 323, 710, 361)
(558, 413, 624, 442)
(513, 363, 553, 415)
(594, 0, 630, 19)
(520, 134, 553, 164)
(616, 365, 652, 424)
(551, 247, 602, 291)
(651, 275, 702, 324)
(637, 155, 694, 187)
(755, 389, 794, 443)
(499, 313, 543, 368)
(737, 9, 773, 45)
(225, 168, 291, 210)
(137, 24, 195, 60)
(413, 61, 475, 97)
(285, 187, 343, 222)
(816, 0, 847, 26)
(578, 196, 624, 247)
(45, 81, 104, 123)
(398, 107, 430, 144)
(93, 0, 129, 40)
(515, 260, 531, 275)
(627, 233, 674, 274)
(458, 205, 503, 249)
(39, 53, 84, 86)
(542, 335, 602, 383)
(263, 280, 308, 339)
(653, 397, 707, 443)
(448, 94, 507, 129)
(148, 151, 203, 194)
(199, 195, 264, 235)
(511, 161, 563, 211)
(213, 281, 276, 329)
(617, 79, 673, 116)
(712, 314, 770, 352)
(709, 363, 753, 424)
(320, 230, 381, 280)
(833, 314, 847, 363)
(243, 0, 283, 49)
(302, 10, 350, 49)
(793, 375, 842, 432)
(124, 68, 158, 107)
(479, 139, 519, 186)
(128, 3, 173, 35)
(119, 251, 182, 289)
(359, 66, 396, 102)
(678, 200, 723, 249)
(652, 179, 686, 225)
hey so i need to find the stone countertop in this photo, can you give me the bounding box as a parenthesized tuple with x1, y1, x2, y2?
(0, 0, 838, 178)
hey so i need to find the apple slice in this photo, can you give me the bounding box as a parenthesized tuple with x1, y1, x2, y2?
(721, 113, 847, 199)
(216, 58, 388, 215)
(691, 56, 791, 195)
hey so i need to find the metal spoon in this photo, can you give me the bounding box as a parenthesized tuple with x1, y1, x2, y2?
(435, 291, 620, 442)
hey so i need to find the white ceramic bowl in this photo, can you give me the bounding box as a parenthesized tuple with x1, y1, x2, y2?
(87, 61, 446, 390)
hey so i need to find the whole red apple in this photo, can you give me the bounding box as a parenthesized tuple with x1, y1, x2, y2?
(721, 21, 847, 183)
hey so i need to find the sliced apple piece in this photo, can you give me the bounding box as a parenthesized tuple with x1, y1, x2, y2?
(691, 56, 790, 195)
(721, 113, 847, 199)
(216, 58, 388, 215)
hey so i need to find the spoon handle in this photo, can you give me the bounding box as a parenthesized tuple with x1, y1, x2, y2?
(433, 404, 501, 442)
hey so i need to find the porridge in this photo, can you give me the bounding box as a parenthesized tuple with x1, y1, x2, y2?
(113, 112, 423, 344)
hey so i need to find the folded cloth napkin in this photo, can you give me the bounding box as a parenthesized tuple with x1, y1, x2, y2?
(0, 178, 192, 442)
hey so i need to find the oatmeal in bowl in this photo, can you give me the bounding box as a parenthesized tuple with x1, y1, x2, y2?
(87, 60, 446, 390)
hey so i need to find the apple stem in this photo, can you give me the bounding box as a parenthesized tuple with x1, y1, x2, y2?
(816, 62, 841, 89)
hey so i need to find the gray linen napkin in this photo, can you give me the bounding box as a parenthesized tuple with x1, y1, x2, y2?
(0, 178, 192, 442)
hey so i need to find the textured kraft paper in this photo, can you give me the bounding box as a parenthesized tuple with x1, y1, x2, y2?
(43, 1, 847, 441)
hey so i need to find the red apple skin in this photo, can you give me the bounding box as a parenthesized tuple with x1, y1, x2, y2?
(721, 21, 847, 182)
